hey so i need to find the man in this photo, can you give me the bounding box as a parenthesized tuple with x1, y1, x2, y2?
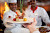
(24, 0, 50, 26)
(3, 0, 22, 33)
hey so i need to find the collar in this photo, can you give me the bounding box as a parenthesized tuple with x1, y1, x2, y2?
(9, 9, 14, 13)
(31, 6, 38, 13)
(9, 9, 17, 14)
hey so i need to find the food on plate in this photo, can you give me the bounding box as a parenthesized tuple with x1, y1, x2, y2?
(28, 18, 33, 22)
(23, 18, 27, 21)
(8, 12, 34, 23)
(8, 16, 11, 18)
(39, 27, 50, 33)
(13, 18, 16, 21)
(16, 19, 19, 22)
(12, 17, 34, 22)
(12, 15, 34, 22)
(18, 16, 23, 19)
(16, 12, 18, 15)
(19, 19, 23, 22)
(16, 16, 18, 18)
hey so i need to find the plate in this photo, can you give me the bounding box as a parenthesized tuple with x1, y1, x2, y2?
(6, 21, 33, 24)
(5, 19, 33, 24)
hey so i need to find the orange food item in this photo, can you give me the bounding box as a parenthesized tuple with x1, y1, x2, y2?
(24, 18, 27, 21)
(16, 16, 18, 18)
(16, 12, 18, 15)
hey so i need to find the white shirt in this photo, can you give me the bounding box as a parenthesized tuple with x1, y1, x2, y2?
(3, 9, 22, 29)
(24, 6, 50, 26)
(4, 27, 40, 33)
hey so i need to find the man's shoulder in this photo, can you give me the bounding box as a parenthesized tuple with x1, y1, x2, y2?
(25, 8, 31, 11)
(38, 7, 45, 10)
(4, 11, 9, 13)
(4, 11, 11, 15)
(38, 7, 46, 12)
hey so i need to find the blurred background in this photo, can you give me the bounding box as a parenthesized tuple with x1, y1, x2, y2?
(0, 0, 50, 33)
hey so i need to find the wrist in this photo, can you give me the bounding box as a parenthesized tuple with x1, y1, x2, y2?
(28, 26, 36, 33)
(30, 29, 36, 33)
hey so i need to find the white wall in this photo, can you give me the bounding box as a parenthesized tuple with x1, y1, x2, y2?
(5, 0, 8, 2)
(0, 0, 5, 2)
(0, 0, 8, 2)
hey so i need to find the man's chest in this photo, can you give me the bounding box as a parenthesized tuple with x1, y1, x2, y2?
(25, 10, 42, 19)
(9, 12, 17, 18)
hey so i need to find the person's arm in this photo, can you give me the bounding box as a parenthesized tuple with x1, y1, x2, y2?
(3, 12, 15, 29)
(26, 26, 40, 33)
(41, 8, 50, 26)
(23, 18, 40, 33)
(28, 18, 40, 33)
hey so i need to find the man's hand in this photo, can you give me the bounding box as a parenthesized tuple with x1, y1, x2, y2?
(23, 18, 37, 28)
(23, 18, 37, 33)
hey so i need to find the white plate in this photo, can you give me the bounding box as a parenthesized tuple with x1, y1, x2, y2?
(5, 19, 33, 24)
(7, 21, 33, 24)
